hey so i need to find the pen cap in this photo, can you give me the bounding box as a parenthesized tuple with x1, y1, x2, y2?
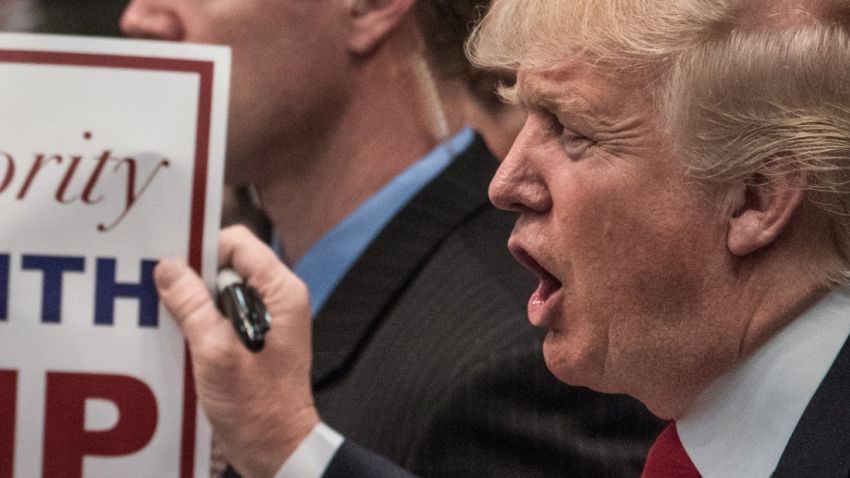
(216, 268, 242, 292)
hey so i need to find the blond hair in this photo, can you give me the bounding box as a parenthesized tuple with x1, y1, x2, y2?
(468, 0, 850, 274)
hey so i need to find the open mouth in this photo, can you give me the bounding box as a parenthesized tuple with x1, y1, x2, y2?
(509, 245, 563, 307)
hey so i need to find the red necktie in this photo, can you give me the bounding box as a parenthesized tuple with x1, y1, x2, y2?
(641, 422, 702, 478)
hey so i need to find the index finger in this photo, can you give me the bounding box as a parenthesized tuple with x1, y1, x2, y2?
(217, 225, 311, 319)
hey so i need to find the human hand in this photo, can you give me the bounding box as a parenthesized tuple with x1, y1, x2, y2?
(155, 225, 318, 478)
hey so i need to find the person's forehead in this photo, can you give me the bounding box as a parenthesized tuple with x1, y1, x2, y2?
(516, 65, 582, 104)
(515, 62, 636, 119)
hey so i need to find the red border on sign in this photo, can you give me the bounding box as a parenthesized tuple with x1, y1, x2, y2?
(0, 49, 215, 478)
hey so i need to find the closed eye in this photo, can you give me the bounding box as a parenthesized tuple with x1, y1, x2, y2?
(529, 106, 595, 159)
(561, 133, 593, 159)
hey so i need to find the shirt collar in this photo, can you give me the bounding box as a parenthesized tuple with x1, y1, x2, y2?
(677, 288, 850, 477)
(291, 128, 476, 315)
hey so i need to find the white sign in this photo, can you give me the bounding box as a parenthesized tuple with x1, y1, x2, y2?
(0, 33, 230, 477)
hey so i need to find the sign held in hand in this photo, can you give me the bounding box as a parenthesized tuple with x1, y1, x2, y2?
(0, 33, 230, 478)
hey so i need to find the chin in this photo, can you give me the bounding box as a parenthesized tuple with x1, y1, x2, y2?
(541, 332, 607, 392)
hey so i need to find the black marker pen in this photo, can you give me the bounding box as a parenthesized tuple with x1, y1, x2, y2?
(216, 268, 271, 352)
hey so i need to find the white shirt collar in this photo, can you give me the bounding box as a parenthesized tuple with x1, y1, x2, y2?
(677, 288, 850, 478)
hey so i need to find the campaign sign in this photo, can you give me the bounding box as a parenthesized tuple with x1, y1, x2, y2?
(0, 33, 229, 477)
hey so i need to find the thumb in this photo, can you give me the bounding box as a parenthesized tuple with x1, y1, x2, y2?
(154, 259, 225, 344)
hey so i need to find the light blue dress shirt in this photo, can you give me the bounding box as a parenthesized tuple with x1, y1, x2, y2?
(289, 128, 476, 315)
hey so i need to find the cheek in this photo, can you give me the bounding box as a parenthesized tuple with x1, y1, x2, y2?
(557, 172, 715, 297)
(539, 177, 646, 386)
(545, 172, 727, 390)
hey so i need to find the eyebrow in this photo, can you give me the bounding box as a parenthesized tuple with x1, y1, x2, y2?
(516, 77, 597, 124)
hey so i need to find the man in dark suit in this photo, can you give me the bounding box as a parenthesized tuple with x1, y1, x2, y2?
(154, 0, 850, 476)
(124, 0, 661, 476)
(465, 0, 850, 476)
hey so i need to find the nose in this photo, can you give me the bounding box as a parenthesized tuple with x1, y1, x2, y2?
(488, 118, 552, 214)
(120, 0, 185, 41)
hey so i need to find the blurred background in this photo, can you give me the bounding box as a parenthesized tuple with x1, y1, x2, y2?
(1, 0, 127, 36)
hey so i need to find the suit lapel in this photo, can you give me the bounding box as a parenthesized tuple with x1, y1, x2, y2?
(311, 136, 498, 386)
(773, 332, 850, 477)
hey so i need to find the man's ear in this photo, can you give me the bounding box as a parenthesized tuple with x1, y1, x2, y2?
(726, 171, 806, 256)
(347, 0, 417, 55)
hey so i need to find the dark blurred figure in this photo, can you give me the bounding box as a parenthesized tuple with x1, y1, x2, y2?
(37, 0, 125, 36)
(415, 0, 525, 159)
(220, 0, 522, 237)
(220, 185, 271, 241)
(221, 0, 524, 238)
(5, 0, 126, 36)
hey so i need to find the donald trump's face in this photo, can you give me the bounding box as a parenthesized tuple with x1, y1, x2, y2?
(489, 62, 744, 418)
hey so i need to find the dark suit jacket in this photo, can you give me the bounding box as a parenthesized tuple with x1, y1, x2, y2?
(773, 332, 850, 477)
(309, 135, 663, 477)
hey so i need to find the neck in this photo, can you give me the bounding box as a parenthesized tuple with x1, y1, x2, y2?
(255, 44, 443, 263)
(658, 278, 830, 420)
